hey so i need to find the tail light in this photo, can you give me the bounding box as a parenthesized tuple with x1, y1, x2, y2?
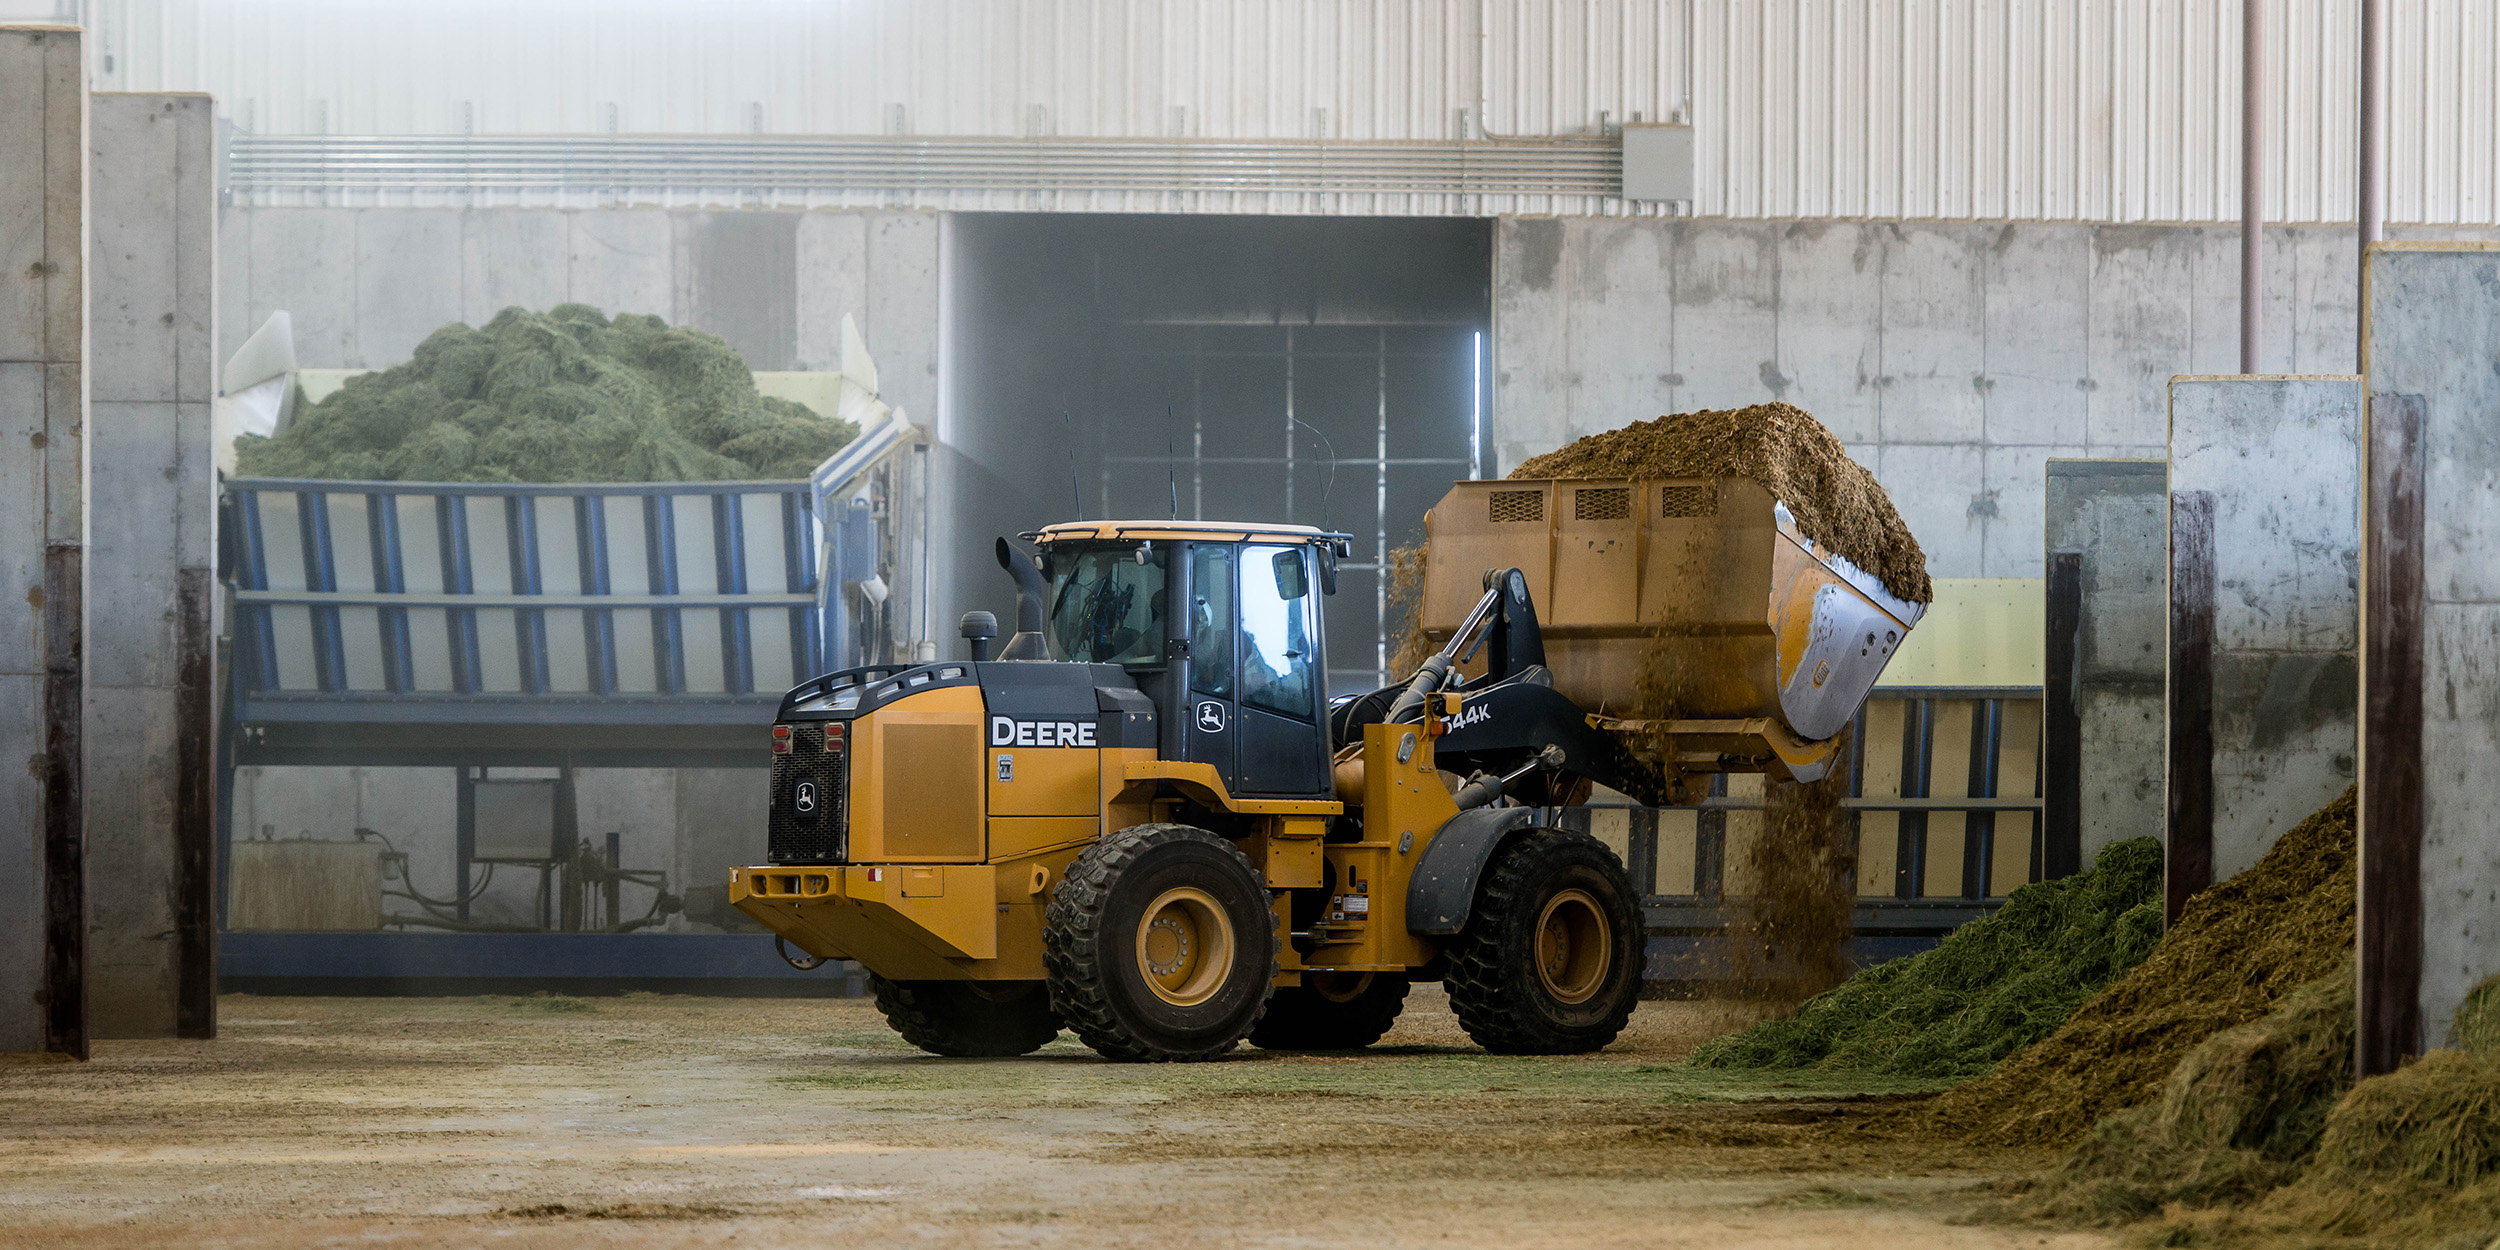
(823, 723, 846, 752)
(771, 724, 793, 754)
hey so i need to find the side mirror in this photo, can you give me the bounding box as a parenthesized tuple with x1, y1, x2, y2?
(1316, 542, 1339, 596)
(1272, 548, 1309, 600)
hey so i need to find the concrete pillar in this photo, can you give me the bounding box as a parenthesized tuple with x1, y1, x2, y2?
(2044, 459, 2169, 871)
(2166, 376, 2361, 887)
(86, 93, 218, 1039)
(2358, 242, 2500, 1065)
(0, 25, 88, 1056)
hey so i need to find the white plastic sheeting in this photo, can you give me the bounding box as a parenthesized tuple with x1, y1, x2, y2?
(74, 0, 2500, 224)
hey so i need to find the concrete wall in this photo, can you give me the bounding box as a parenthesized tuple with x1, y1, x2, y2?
(217, 208, 941, 426)
(0, 25, 86, 1054)
(2167, 376, 2360, 882)
(85, 92, 216, 1038)
(1494, 219, 2424, 580)
(2046, 459, 2169, 866)
(2362, 242, 2500, 1053)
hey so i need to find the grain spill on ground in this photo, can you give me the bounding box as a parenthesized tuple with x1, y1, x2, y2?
(0, 989, 2116, 1250)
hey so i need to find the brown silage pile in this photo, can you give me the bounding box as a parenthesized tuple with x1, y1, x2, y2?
(1930, 787, 2358, 1149)
(1510, 403, 1932, 605)
(2010, 959, 2500, 1247)
(2012, 961, 2359, 1224)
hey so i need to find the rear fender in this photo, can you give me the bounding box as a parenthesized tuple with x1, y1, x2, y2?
(1405, 807, 1542, 936)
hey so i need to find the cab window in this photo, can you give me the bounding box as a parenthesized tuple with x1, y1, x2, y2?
(1188, 544, 1234, 698)
(1044, 544, 1165, 664)
(1238, 545, 1315, 720)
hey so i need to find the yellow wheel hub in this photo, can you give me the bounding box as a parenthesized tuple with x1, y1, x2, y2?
(1533, 888, 1611, 1005)
(1136, 886, 1235, 1007)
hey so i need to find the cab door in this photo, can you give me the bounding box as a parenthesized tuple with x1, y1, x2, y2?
(1233, 544, 1326, 796)
(1177, 542, 1239, 792)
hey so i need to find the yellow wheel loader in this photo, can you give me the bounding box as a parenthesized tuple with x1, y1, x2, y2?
(733, 478, 1924, 1061)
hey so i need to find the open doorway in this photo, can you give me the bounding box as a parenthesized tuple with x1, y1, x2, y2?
(944, 213, 1492, 694)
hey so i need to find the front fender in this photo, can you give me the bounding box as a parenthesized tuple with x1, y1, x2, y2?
(1405, 807, 1542, 936)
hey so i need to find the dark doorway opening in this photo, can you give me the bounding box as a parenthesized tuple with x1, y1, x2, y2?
(946, 213, 1492, 695)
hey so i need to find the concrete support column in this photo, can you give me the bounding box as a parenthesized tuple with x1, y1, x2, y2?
(0, 25, 89, 1056)
(2043, 459, 2169, 874)
(2165, 376, 2361, 893)
(2359, 242, 2500, 1069)
(87, 93, 219, 1039)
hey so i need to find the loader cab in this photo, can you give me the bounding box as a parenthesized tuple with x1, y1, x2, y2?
(1031, 522, 1349, 800)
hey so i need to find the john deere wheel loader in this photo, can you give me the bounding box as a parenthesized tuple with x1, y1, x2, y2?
(733, 477, 1925, 1061)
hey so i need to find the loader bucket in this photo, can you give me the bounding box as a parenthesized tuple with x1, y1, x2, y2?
(1418, 477, 1924, 782)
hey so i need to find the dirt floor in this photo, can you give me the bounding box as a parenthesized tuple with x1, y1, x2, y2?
(0, 987, 2114, 1249)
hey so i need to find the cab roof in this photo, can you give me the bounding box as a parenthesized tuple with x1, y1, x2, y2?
(1030, 519, 1351, 548)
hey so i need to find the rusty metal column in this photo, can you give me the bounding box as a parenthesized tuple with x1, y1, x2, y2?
(1, 25, 89, 1058)
(2042, 553, 2084, 881)
(2359, 392, 2424, 1078)
(2167, 492, 2217, 924)
(2241, 0, 2264, 373)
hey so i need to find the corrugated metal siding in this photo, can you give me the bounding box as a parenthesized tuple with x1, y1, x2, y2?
(78, 0, 2500, 224)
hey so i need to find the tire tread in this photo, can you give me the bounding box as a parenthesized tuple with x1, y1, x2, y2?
(1442, 829, 1640, 1055)
(1043, 823, 1277, 1062)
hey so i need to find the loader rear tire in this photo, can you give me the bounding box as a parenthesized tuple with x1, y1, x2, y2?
(1044, 823, 1277, 1062)
(1443, 828, 1641, 1055)
(1250, 971, 1410, 1050)
(870, 975, 1062, 1058)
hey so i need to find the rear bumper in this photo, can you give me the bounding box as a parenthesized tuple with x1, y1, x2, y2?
(733, 863, 995, 972)
(732, 859, 1065, 982)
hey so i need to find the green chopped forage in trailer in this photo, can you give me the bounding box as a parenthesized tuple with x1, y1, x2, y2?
(235, 304, 857, 483)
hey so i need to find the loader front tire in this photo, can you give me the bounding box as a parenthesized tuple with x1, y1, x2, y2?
(1045, 824, 1276, 1062)
(1250, 971, 1410, 1050)
(1443, 828, 1641, 1055)
(870, 975, 1062, 1058)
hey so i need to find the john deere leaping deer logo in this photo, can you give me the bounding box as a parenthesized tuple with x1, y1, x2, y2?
(793, 780, 817, 814)
(1195, 701, 1227, 732)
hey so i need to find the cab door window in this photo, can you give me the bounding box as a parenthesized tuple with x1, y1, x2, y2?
(1238, 545, 1315, 720)
(1187, 544, 1234, 699)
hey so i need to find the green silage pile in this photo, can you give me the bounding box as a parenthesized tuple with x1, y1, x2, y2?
(1687, 837, 2165, 1079)
(236, 304, 855, 483)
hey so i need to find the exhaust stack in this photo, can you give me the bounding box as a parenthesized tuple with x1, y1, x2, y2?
(994, 537, 1050, 661)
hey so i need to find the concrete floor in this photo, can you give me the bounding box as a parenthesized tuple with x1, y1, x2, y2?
(0, 987, 2115, 1249)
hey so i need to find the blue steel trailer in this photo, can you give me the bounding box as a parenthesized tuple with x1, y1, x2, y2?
(223, 477, 828, 769)
(215, 422, 929, 970)
(221, 405, 927, 768)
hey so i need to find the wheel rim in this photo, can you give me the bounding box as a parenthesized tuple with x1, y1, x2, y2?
(1533, 888, 1611, 1005)
(1136, 886, 1235, 1007)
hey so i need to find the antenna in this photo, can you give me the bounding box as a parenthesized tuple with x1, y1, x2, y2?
(1291, 415, 1337, 532)
(1062, 408, 1081, 520)
(1167, 405, 1179, 521)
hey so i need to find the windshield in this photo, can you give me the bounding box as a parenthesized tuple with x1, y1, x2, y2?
(1044, 544, 1166, 664)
